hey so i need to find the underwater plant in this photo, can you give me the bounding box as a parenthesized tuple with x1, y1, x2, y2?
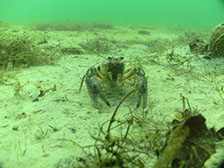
(0, 29, 56, 69)
(55, 91, 150, 168)
(33, 22, 89, 31)
(33, 22, 114, 32)
(138, 30, 150, 35)
(91, 23, 114, 29)
(125, 38, 172, 54)
(79, 37, 113, 54)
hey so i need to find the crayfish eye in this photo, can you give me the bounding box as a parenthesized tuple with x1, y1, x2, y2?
(86, 67, 96, 76)
(97, 66, 101, 71)
(136, 67, 145, 76)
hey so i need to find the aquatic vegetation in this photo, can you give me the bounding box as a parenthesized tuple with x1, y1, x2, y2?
(56, 91, 148, 168)
(166, 46, 194, 76)
(54, 93, 224, 168)
(0, 21, 8, 28)
(173, 95, 200, 122)
(91, 23, 114, 29)
(138, 30, 150, 35)
(33, 22, 89, 31)
(11, 76, 57, 100)
(14, 139, 27, 159)
(209, 22, 224, 57)
(0, 70, 10, 84)
(0, 29, 55, 69)
(175, 31, 209, 46)
(1, 22, 223, 168)
(125, 38, 172, 53)
(59, 47, 85, 55)
(79, 37, 113, 54)
(189, 38, 208, 54)
(33, 22, 114, 32)
(34, 126, 49, 141)
(195, 54, 224, 104)
(129, 105, 168, 153)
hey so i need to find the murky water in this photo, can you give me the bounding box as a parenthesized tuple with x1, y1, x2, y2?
(1, 0, 223, 28)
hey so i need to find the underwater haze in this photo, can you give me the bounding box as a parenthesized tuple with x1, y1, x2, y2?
(1, 0, 224, 168)
(0, 0, 224, 28)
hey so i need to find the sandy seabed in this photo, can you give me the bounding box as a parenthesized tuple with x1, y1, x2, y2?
(0, 24, 223, 168)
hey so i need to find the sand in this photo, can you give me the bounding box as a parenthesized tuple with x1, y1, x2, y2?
(0, 24, 223, 168)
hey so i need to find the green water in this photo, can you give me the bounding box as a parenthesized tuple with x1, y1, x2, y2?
(0, 0, 224, 28)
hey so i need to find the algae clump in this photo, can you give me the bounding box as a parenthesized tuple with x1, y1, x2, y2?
(0, 29, 55, 69)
